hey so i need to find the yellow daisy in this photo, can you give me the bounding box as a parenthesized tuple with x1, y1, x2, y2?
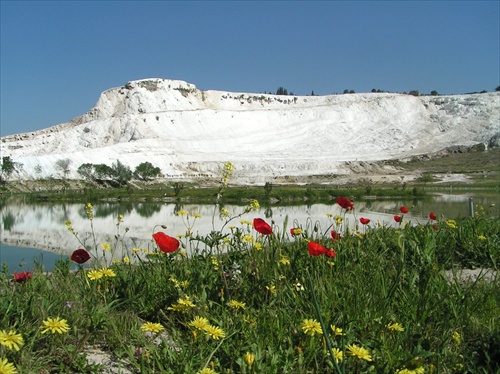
(301, 319, 323, 336)
(140, 322, 164, 333)
(387, 322, 404, 332)
(40, 317, 70, 334)
(99, 268, 116, 278)
(330, 324, 346, 336)
(87, 269, 103, 280)
(203, 325, 226, 340)
(227, 300, 246, 310)
(100, 243, 111, 251)
(0, 329, 24, 351)
(244, 352, 255, 366)
(0, 358, 17, 374)
(332, 347, 343, 362)
(196, 368, 217, 374)
(346, 344, 372, 361)
(188, 316, 210, 330)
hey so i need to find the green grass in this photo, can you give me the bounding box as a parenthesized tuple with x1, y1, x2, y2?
(1, 200, 499, 373)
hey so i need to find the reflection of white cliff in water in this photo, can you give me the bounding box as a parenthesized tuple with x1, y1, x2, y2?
(1, 195, 497, 258)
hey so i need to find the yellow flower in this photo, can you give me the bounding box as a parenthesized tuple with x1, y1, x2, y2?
(101, 243, 111, 251)
(227, 300, 246, 310)
(266, 284, 277, 295)
(64, 220, 74, 232)
(203, 325, 226, 340)
(123, 256, 130, 263)
(242, 234, 254, 243)
(346, 344, 372, 361)
(240, 219, 252, 226)
(87, 269, 103, 280)
(193, 213, 202, 219)
(141, 322, 164, 333)
(40, 317, 70, 334)
(196, 368, 217, 374)
(279, 255, 291, 266)
(452, 331, 461, 345)
(244, 352, 255, 366)
(330, 325, 346, 336)
(167, 295, 195, 312)
(397, 366, 425, 374)
(301, 319, 323, 336)
(253, 242, 263, 251)
(332, 347, 343, 362)
(180, 280, 189, 289)
(132, 247, 140, 253)
(0, 358, 17, 374)
(325, 213, 333, 217)
(188, 316, 210, 330)
(99, 268, 116, 278)
(177, 210, 188, 216)
(85, 203, 93, 220)
(0, 330, 24, 351)
(219, 207, 230, 219)
(249, 199, 260, 212)
(445, 219, 457, 229)
(387, 322, 404, 332)
(478, 235, 486, 241)
(290, 228, 303, 235)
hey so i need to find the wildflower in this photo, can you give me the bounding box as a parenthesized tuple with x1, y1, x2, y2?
(242, 234, 254, 243)
(203, 325, 226, 340)
(40, 317, 70, 334)
(189, 316, 210, 330)
(445, 219, 457, 229)
(330, 325, 346, 336)
(452, 331, 461, 345)
(394, 215, 402, 223)
(332, 347, 344, 362)
(290, 227, 303, 236)
(0, 330, 24, 351)
(249, 199, 260, 211)
(12, 271, 32, 283)
(70, 248, 91, 264)
(99, 268, 116, 278)
(346, 344, 372, 361)
(325, 213, 333, 218)
(196, 368, 217, 374)
(359, 217, 371, 225)
(244, 352, 255, 366)
(294, 281, 305, 291)
(87, 269, 103, 280)
(253, 242, 263, 250)
(141, 322, 164, 333)
(387, 322, 404, 332)
(101, 243, 111, 251)
(167, 295, 195, 312)
(330, 230, 342, 241)
(397, 366, 425, 374)
(478, 235, 486, 241)
(220, 207, 230, 219)
(0, 358, 17, 374)
(227, 300, 246, 310)
(85, 203, 93, 220)
(307, 241, 327, 256)
(177, 210, 188, 216)
(180, 280, 189, 289)
(336, 196, 354, 210)
(324, 249, 336, 258)
(65, 301, 72, 308)
(279, 255, 291, 266)
(400, 206, 409, 214)
(65, 220, 75, 232)
(301, 319, 323, 336)
(334, 215, 344, 225)
(240, 219, 252, 226)
(253, 218, 272, 235)
(123, 256, 130, 263)
(266, 284, 277, 295)
(152, 232, 180, 253)
(429, 212, 437, 220)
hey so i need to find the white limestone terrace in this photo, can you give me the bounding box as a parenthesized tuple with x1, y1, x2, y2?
(1, 78, 499, 184)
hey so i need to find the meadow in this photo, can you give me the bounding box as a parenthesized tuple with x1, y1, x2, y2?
(1, 164, 499, 374)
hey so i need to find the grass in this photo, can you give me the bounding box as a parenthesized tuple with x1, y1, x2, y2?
(1, 196, 499, 373)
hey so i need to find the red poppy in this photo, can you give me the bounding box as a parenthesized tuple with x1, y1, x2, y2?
(336, 197, 354, 210)
(253, 218, 272, 235)
(330, 230, 342, 241)
(13, 271, 32, 283)
(324, 249, 337, 258)
(307, 241, 327, 256)
(432, 224, 438, 231)
(429, 212, 437, 221)
(394, 215, 402, 223)
(400, 206, 409, 214)
(359, 217, 371, 225)
(70, 248, 91, 264)
(152, 232, 180, 253)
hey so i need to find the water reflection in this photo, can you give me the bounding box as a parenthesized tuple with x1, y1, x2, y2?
(1, 193, 498, 264)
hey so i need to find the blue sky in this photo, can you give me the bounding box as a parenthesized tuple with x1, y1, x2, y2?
(1, 1, 499, 136)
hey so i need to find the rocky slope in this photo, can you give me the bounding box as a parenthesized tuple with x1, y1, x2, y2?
(1, 78, 499, 184)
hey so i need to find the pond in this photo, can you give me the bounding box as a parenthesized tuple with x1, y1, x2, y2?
(1, 192, 498, 272)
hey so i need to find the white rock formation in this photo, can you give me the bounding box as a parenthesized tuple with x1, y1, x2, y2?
(1, 78, 499, 184)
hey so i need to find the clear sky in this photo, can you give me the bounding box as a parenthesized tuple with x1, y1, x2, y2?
(1, 1, 499, 136)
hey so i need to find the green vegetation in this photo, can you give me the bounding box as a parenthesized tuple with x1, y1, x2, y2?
(1, 194, 499, 373)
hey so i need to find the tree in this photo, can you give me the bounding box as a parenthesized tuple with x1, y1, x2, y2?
(430, 90, 439, 96)
(134, 162, 161, 181)
(495, 86, 500, 92)
(276, 87, 288, 95)
(111, 160, 132, 186)
(94, 164, 115, 180)
(1, 156, 16, 180)
(77, 163, 95, 181)
(55, 158, 72, 179)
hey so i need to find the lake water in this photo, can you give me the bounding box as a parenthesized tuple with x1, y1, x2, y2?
(1, 192, 498, 272)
